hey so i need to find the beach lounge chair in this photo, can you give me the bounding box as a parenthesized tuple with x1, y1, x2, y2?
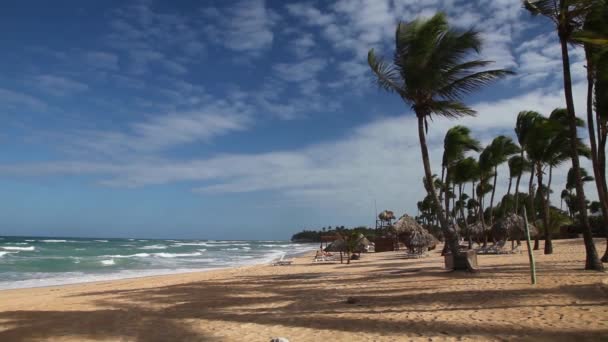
(313, 251, 339, 262)
(272, 255, 293, 266)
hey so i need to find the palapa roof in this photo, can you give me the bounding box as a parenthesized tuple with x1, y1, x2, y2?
(392, 214, 437, 249)
(492, 213, 538, 241)
(378, 210, 395, 221)
(324, 233, 372, 253)
(391, 214, 422, 235)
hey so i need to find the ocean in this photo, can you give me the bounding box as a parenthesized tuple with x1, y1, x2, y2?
(0, 236, 317, 290)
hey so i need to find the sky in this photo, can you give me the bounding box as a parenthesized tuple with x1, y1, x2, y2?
(0, 0, 600, 240)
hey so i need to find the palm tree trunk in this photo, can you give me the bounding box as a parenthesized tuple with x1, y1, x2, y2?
(546, 166, 552, 205)
(440, 165, 446, 206)
(452, 183, 456, 220)
(528, 167, 539, 250)
(459, 183, 471, 249)
(489, 166, 498, 228)
(537, 164, 552, 254)
(514, 150, 525, 214)
(416, 116, 460, 260)
(586, 50, 608, 263)
(504, 175, 513, 215)
(444, 168, 451, 223)
(558, 29, 603, 270)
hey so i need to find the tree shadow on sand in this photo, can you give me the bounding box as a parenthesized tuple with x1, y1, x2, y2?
(1, 257, 607, 341)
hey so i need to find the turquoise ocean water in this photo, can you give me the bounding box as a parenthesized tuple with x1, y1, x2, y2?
(0, 236, 316, 290)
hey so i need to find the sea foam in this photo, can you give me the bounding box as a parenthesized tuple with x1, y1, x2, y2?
(2, 246, 35, 251)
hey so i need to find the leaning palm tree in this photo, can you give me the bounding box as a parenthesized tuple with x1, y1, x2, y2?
(486, 135, 520, 227)
(506, 155, 528, 213)
(577, 1, 608, 262)
(524, 0, 604, 270)
(442, 126, 481, 220)
(368, 13, 513, 261)
(452, 157, 478, 248)
(514, 111, 543, 216)
(525, 113, 564, 254)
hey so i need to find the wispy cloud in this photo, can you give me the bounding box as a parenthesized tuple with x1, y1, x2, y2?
(0, 81, 597, 215)
(203, 0, 278, 56)
(29, 75, 89, 97)
(0, 88, 47, 111)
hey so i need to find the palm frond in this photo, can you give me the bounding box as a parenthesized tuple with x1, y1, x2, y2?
(427, 100, 476, 118)
(368, 49, 404, 94)
(438, 68, 515, 100)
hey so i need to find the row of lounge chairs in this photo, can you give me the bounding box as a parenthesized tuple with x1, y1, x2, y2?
(313, 250, 340, 262)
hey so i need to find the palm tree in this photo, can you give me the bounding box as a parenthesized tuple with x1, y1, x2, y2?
(506, 155, 529, 213)
(515, 111, 543, 216)
(452, 157, 479, 247)
(524, 113, 567, 254)
(524, 0, 604, 270)
(442, 126, 482, 221)
(486, 135, 520, 227)
(368, 13, 513, 260)
(578, 1, 608, 262)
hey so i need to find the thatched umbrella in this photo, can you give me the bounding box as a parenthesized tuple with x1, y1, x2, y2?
(378, 210, 395, 222)
(393, 215, 437, 253)
(391, 214, 421, 235)
(405, 228, 438, 253)
(492, 213, 538, 242)
(325, 238, 345, 252)
(468, 222, 490, 243)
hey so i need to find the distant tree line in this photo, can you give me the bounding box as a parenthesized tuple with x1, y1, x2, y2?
(291, 226, 377, 242)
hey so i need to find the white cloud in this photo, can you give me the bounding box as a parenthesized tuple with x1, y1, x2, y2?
(0, 88, 47, 111)
(203, 0, 277, 55)
(84, 51, 119, 70)
(273, 58, 327, 82)
(30, 75, 88, 97)
(291, 33, 316, 58)
(2, 80, 598, 218)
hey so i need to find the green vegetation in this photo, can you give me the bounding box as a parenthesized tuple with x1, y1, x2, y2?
(291, 226, 377, 242)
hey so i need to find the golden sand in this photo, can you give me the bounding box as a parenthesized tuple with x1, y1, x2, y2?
(0, 238, 607, 341)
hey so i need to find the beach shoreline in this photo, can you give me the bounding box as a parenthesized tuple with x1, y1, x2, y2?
(1, 239, 607, 341)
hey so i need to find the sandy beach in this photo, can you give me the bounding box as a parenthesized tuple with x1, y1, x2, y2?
(0, 238, 607, 341)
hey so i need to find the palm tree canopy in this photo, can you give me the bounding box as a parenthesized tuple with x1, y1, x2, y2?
(524, 114, 572, 166)
(508, 155, 530, 178)
(487, 135, 521, 166)
(452, 157, 479, 185)
(442, 125, 481, 168)
(368, 12, 513, 119)
(515, 110, 544, 147)
(566, 166, 595, 189)
(523, 0, 594, 36)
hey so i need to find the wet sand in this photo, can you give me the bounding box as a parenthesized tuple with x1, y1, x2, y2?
(0, 238, 607, 341)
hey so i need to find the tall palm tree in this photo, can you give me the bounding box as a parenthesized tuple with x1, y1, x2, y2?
(368, 13, 513, 260)
(578, 0, 608, 262)
(515, 111, 543, 215)
(452, 157, 479, 247)
(478, 147, 494, 228)
(524, 0, 604, 270)
(442, 126, 481, 220)
(506, 155, 529, 213)
(525, 113, 567, 254)
(486, 135, 520, 227)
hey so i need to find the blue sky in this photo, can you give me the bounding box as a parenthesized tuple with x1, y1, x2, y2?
(0, 0, 599, 240)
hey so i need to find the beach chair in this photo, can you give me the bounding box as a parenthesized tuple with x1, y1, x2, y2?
(272, 254, 293, 266)
(313, 251, 339, 262)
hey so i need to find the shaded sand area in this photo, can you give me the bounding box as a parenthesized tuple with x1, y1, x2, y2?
(0, 239, 607, 341)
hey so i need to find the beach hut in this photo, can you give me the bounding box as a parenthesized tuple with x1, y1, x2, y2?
(468, 221, 490, 244)
(392, 215, 437, 255)
(391, 214, 420, 235)
(492, 213, 538, 242)
(324, 233, 373, 263)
